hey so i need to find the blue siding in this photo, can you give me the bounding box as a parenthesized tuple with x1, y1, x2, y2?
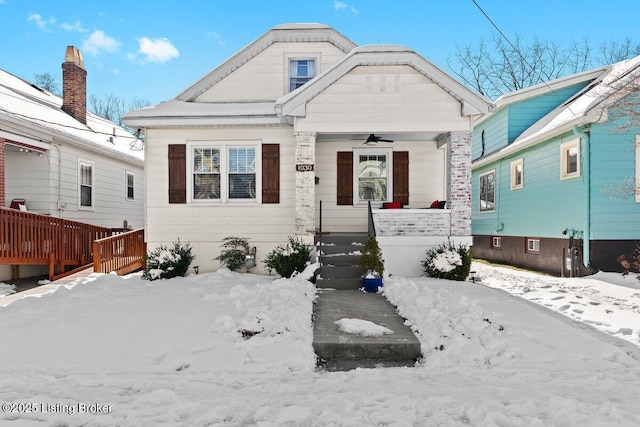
(589, 116, 640, 240)
(472, 108, 509, 160)
(472, 134, 586, 239)
(507, 83, 590, 143)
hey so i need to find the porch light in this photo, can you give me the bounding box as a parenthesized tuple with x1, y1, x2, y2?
(245, 247, 257, 269)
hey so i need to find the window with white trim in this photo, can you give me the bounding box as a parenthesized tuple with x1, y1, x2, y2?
(286, 55, 318, 92)
(510, 158, 523, 190)
(78, 160, 94, 209)
(491, 236, 502, 248)
(190, 142, 259, 203)
(561, 139, 580, 179)
(126, 171, 135, 200)
(479, 170, 495, 212)
(354, 149, 391, 205)
(526, 238, 540, 254)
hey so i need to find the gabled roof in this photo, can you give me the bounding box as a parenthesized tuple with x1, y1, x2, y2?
(473, 66, 608, 127)
(473, 55, 640, 169)
(0, 69, 143, 162)
(176, 23, 357, 102)
(275, 45, 493, 123)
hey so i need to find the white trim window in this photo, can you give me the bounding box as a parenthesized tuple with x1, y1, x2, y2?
(510, 158, 523, 190)
(526, 238, 540, 254)
(78, 160, 94, 209)
(189, 142, 260, 203)
(286, 54, 319, 93)
(560, 139, 580, 179)
(491, 236, 502, 248)
(126, 171, 135, 200)
(354, 149, 392, 205)
(479, 170, 495, 212)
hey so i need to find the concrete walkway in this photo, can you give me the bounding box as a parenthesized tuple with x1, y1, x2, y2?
(313, 289, 422, 371)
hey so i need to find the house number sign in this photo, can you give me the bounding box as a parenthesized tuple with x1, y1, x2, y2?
(296, 164, 314, 172)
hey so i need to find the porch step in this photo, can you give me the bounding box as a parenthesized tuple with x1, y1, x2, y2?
(317, 233, 368, 290)
(313, 290, 422, 371)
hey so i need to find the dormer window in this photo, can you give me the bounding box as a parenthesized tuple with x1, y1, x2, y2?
(287, 56, 318, 92)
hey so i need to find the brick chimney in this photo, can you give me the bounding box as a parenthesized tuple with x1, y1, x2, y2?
(62, 46, 87, 125)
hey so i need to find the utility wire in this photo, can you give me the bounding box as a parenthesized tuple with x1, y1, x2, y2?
(471, 0, 588, 126)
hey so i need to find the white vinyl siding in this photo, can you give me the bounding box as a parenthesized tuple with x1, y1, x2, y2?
(194, 43, 345, 102)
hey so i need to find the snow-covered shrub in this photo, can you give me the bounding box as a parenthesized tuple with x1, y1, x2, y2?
(422, 239, 471, 281)
(143, 239, 195, 281)
(263, 236, 311, 278)
(214, 236, 251, 272)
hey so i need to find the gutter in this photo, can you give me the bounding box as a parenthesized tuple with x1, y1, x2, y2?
(572, 125, 591, 269)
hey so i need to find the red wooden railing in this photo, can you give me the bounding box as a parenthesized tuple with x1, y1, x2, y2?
(0, 207, 146, 280)
(93, 229, 146, 275)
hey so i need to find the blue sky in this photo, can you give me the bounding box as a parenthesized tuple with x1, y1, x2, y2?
(1, 0, 639, 105)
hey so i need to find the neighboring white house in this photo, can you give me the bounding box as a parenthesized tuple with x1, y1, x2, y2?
(124, 23, 492, 276)
(0, 46, 144, 280)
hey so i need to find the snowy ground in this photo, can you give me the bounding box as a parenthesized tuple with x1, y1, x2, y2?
(0, 264, 639, 426)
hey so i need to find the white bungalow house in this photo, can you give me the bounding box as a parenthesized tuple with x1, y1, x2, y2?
(124, 23, 492, 277)
(0, 46, 144, 280)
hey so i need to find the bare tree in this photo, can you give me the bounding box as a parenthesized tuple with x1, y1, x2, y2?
(34, 72, 60, 95)
(89, 94, 150, 132)
(447, 33, 640, 100)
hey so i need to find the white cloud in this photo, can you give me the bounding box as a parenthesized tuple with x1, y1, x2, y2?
(82, 30, 120, 55)
(137, 37, 179, 63)
(60, 20, 88, 33)
(334, 1, 358, 14)
(207, 31, 226, 47)
(27, 13, 56, 31)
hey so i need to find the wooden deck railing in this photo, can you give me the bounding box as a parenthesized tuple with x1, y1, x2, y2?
(93, 229, 146, 275)
(0, 207, 146, 280)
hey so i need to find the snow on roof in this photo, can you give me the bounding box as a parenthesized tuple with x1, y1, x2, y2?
(473, 55, 640, 167)
(0, 69, 143, 162)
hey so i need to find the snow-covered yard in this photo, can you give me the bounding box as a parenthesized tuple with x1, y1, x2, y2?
(0, 263, 639, 426)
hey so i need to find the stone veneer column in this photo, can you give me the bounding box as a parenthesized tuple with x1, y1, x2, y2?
(445, 131, 472, 237)
(294, 132, 317, 236)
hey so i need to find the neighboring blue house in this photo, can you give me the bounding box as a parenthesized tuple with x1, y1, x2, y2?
(471, 56, 640, 276)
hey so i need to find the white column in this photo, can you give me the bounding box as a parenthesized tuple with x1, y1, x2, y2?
(294, 131, 317, 236)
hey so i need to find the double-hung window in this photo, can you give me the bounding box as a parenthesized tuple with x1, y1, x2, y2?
(479, 170, 495, 212)
(355, 150, 391, 204)
(287, 57, 317, 92)
(560, 139, 580, 179)
(126, 171, 135, 200)
(78, 160, 94, 209)
(191, 143, 257, 203)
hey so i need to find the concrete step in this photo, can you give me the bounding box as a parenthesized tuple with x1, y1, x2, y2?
(319, 243, 363, 256)
(320, 265, 363, 279)
(317, 233, 368, 246)
(313, 290, 422, 371)
(321, 253, 361, 267)
(315, 277, 363, 290)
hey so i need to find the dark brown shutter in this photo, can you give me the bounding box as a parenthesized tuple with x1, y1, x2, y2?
(168, 144, 186, 204)
(262, 144, 280, 204)
(393, 151, 409, 206)
(337, 151, 353, 205)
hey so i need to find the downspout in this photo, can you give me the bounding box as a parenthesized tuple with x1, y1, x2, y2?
(572, 125, 591, 269)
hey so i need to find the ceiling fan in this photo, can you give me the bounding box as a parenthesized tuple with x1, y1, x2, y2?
(364, 134, 394, 145)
